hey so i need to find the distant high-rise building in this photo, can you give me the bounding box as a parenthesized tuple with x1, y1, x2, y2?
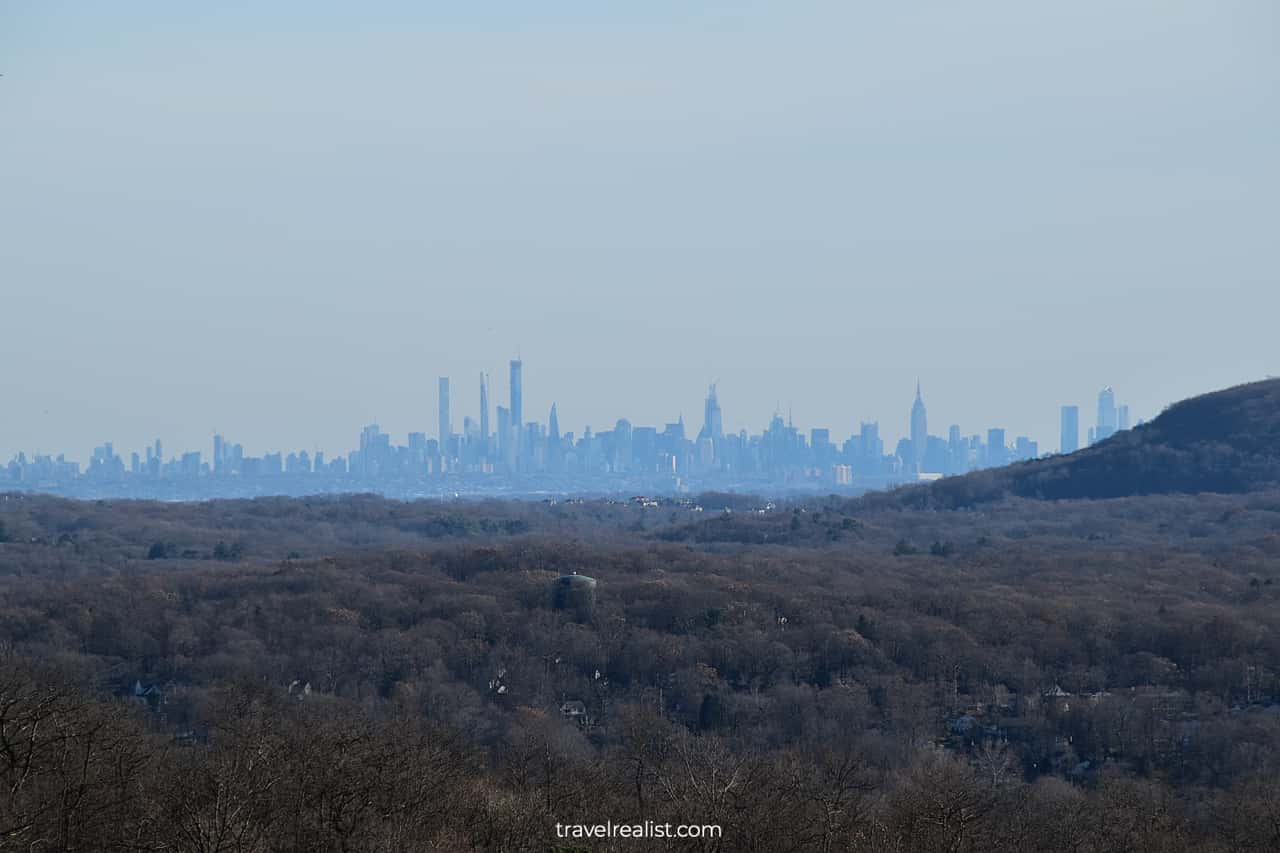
(614, 419, 634, 472)
(496, 405, 513, 469)
(698, 383, 723, 442)
(987, 428, 1007, 467)
(358, 422, 381, 473)
(548, 403, 561, 468)
(859, 421, 882, 459)
(1060, 405, 1080, 454)
(1117, 404, 1131, 431)
(631, 425, 657, 473)
(910, 381, 928, 472)
(478, 373, 490, 455)
(438, 377, 451, 450)
(213, 433, 225, 474)
(1096, 387, 1117, 441)
(946, 425, 965, 474)
(509, 359, 523, 450)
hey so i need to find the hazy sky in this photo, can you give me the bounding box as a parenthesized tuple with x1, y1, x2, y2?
(2, 1, 1277, 461)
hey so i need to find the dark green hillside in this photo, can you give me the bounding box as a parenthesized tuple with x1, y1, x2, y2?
(887, 378, 1280, 508)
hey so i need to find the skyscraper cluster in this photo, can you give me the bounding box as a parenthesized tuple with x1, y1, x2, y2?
(1059, 387, 1136, 454)
(3, 361, 1136, 500)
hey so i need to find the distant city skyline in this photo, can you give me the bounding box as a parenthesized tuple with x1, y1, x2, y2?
(0, 360, 1152, 463)
(9, 354, 1259, 464)
(4, 361, 1145, 500)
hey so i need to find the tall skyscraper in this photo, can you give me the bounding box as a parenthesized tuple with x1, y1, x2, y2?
(1060, 405, 1080, 454)
(1117, 405, 1131, 431)
(1096, 386, 1117, 442)
(859, 421, 881, 460)
(548, 403, 561, 469)
(438, 377, 451, 450)
(509, 359, 523, 457)
(986, 428, 1007, 467)
(496, 405, 513, 470)
(478, 372, 490, 453)
(614, 418, 633, 472)
(698, 383, 723, 442)
(909, 381, 928, 472)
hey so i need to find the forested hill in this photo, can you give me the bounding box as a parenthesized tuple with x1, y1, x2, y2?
(880, 377, 1280, 508)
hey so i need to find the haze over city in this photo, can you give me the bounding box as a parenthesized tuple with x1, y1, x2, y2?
(3, 361, 1141, 500)
(2, 1, 1277, 462)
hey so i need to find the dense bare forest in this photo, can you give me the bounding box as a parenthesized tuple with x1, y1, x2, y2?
(1, 481, 1279, 851)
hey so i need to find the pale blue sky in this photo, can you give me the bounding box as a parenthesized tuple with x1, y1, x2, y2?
(2, 1, 1277, 459)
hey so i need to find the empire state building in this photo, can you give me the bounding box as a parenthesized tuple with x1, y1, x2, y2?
(910, 381, 928, 473)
